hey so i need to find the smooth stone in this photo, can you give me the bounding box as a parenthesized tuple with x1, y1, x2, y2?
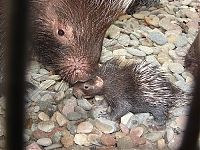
(87, 134, 101, 146)
(52, 111, 68, 126)
(168, 63, 184, 74)
(121, 112, 134, 126)
(157, 139, 166, 150)
(67, 112, 82, 121)
(44, 144, 62, 150)
(130, 127, 144, 138)
(77, 99, 92, 111)
(38, 112, 50, 121)
(100, 134, 116, 146)
(41, 94, 53, 101)
(117, 136, 134, 149)
(132, 11, 150, 19)
(174, 35, 188, 47)
(144, 131, 165, 142)
(146, 55, 160, 66)
(77, 121, 94, 134)
(61, 131, 74, 148)
(113, 48, 128, 56)
(37, 121, 55, 133)
(39, 68, 49, 75)
(74, 134, 91, 146)
(54, 81, 69, 92)
(138, 46, 153, 55)
(166, 128, 175, 142)
(106, 25, 121, 39)
(26, 142, 42, 150)
(117, 34, 130, 46)
(39, 80, 56, 90)
(144, 15, 159, 27)
(95, 118, 118, 134)
(149, 32, 167, 45)
(37, 138, 52, 147)
(126, 47, 146, 57)
(62, 97, 77, 116)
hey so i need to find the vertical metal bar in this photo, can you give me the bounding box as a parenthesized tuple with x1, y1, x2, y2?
(5, 0, 28, 149)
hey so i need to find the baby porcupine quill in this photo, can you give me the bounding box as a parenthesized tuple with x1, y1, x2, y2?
(73, 59, 191, 126)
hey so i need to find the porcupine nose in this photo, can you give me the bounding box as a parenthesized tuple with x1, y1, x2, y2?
(63, 56, 95, 84)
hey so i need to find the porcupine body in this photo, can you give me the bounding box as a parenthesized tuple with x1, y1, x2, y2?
(73, 59, 191, 126)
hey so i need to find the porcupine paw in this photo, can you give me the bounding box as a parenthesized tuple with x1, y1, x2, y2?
(148, 109, 167, 130)
(97, 110, 111, 120)
(148, 119, 166, 130)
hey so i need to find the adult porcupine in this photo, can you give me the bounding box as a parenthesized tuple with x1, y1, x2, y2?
(73, 59, 191, 126)
(0, 0, 160, 86)
(185, 31, 200, 77)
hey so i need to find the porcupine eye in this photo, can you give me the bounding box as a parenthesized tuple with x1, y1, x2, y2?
(58, 29, 65, 36)
(83, 84, 89, 90)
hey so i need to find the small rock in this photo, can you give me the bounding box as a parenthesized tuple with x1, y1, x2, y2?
(54, 81, 69, 92)
(120, 112, 134, 127)
(117, 136, 134, 149)
(62, 97, 77, 116)
(74, 134, 91, 146)
(53, 112, 68, 126)
(61, 131, 74, 148)
(172, 106, 190, 117)
(38, 121, 55, 133)
(87, 134, 101, 145)
(77, 121, 94, 134)
(168, 63, 184, 74)
(145, 15, 159, 27)
(113, 49, 128, 56)
(106, 25, 121, 39)
(157, 139, 166, 150)
(166, 128, 175, 142)
(39, 80, 56, 90)
(100, 134, 116, 146)
(95, 118, 118, 134)
(118, 34, 130, 46)
(44, 144, 62, 150)
(126, 47, 146, 57)
(174, 35, 188, 47)
(119, 123, 129, 135)
(149, 32, 167, 45)
(67, 112, 82, 121)
(39, 68, 49, 75)
(54, 91, 65, 102)
(26, 142, 42, 150)
(130, 127, 144, 137)
(144, 131, 165, 142)
(138, 46, 153, 55)
(38, 112, 50, 121)
(168, 134, 183, 150)
(159, 17, 182, 31)
(133, 11, 150, 19)
(175, 116, 188, 131)
(77, 99, 92, 111)
(41, 94, 53, 101)
(37, 138, 52, 147)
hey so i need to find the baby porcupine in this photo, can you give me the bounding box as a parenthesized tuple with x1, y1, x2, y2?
(73, 59, 191, 126)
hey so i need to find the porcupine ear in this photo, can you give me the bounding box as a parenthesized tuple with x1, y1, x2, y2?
(94, 76, 104, 88)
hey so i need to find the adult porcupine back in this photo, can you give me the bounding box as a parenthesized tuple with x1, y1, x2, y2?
(185, 31, 200, 76)
(73, 59, 191, 126)
(0, 0, 160, 86)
